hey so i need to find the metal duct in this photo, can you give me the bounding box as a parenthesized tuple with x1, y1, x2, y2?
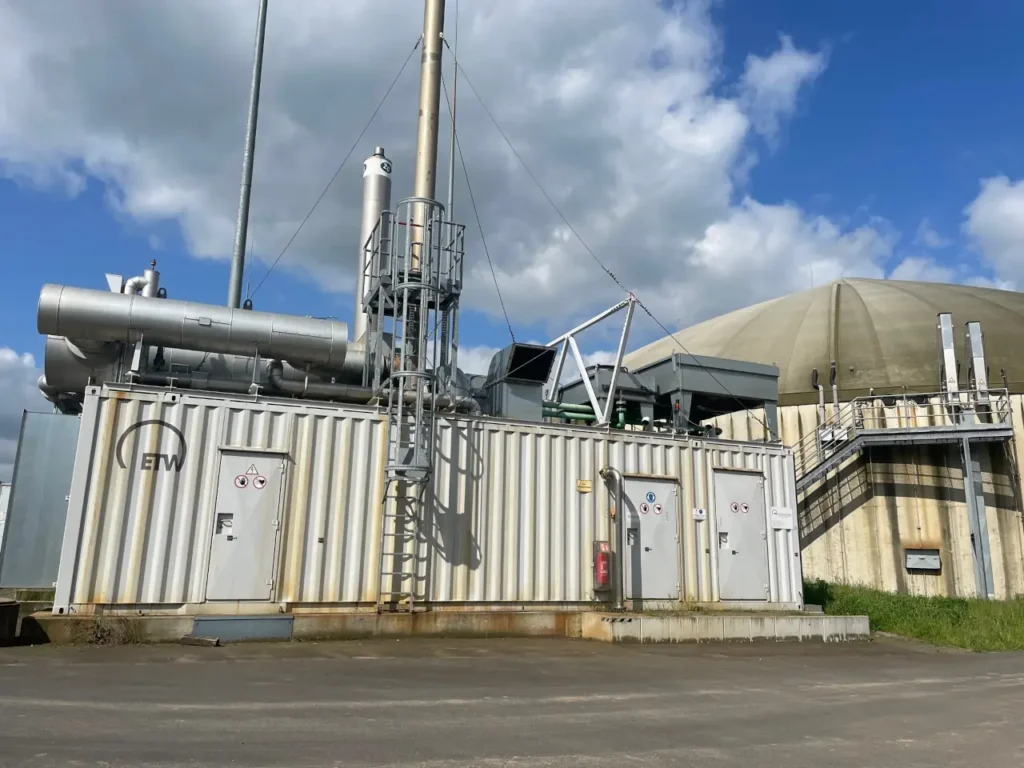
(267, 360, 480, 411)
(150, 345, 366, 387)
(38, 285, 350, 371)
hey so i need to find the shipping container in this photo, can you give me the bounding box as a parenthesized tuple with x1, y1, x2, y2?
(53, 385, 803, 615)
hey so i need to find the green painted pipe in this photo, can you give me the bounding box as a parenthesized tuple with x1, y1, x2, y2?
(543, 401, 596, 414)
(543, 409, 596, 422)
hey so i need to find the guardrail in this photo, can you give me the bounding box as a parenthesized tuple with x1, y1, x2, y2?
(793, 389, 1014, 484)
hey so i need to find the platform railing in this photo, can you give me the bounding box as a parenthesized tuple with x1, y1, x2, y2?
(792, 388, 1014, 487)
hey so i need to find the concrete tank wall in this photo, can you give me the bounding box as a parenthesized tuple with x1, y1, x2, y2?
(710, 398, 1024, 599)
(53, 385, 803, 614)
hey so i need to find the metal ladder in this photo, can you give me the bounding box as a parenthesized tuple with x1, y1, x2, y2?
(376, 479, 425, 612)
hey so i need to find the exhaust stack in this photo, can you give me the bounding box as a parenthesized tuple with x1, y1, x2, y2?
(353, 147, 392, 342)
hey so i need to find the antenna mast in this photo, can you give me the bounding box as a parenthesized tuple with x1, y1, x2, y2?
(227, 0, 269, 309)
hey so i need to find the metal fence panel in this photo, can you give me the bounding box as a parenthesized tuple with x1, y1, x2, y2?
(0, 412, 80, 588)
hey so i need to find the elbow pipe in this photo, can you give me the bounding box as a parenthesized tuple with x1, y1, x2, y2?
(37, 374, 59, 402)
(598, 466, 626, 611)
(123, 263, 160, 298)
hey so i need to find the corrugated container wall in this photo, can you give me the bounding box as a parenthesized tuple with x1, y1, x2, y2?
(710, 398, 1024, 599)
(54, 386, 802, 614)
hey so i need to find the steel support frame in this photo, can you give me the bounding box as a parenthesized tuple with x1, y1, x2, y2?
(961, 437, 996, 599)
(546, 295, 636, 426)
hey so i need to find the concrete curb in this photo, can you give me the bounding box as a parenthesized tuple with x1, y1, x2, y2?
(581, 613, 871, 643)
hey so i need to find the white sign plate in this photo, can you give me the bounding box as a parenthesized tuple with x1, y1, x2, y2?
(770, 506, 794, 530)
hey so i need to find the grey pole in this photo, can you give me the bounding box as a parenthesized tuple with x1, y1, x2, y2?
(227, 0, 269, 309)
(413, 0, 446, 209)
(444, 0, 458, 220)
(438, 0, 458, 371)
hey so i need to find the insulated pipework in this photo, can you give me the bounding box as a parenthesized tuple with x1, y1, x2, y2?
(353, 148, 392, 343)
(38, 285, 350, 371)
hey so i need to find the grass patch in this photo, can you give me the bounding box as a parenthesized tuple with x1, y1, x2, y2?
(805, 580, 1024, 652)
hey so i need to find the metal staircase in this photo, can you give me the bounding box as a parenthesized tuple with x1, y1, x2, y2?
(793, 389, 1015, 493)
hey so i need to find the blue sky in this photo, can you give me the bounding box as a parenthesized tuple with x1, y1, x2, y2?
(2, 0, 1023, 369)
(719, 0, 1024, 277)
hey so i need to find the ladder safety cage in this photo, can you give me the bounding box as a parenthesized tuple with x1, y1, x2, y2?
(362, 196, 465, 611)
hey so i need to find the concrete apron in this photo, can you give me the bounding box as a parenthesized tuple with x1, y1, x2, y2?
(20, 611, 870, 646)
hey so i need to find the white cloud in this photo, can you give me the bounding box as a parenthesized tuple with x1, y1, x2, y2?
(0, 349, 46, 482)
(889, 257, 954, 284)
(457, 345, 500, 376)
(914, 218, 951, 250)
(964, 176, 1024, 287)
(668, 198, 892, 320)
(740, 34, 827, 139)
(0, 0, 901, 341)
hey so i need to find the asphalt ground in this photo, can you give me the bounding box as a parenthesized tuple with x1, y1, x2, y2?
(1, 637, 1022, 767)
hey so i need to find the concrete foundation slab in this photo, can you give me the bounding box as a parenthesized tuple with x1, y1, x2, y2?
(21, 610, 869, 646)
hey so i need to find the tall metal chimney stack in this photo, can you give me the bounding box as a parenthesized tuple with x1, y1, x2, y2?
(353, 147, 392, 342)
(412, 0, 446, 208)
(227, 0, 269, 309)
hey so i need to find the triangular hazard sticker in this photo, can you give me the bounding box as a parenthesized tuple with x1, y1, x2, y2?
(246, 464, 259, 475)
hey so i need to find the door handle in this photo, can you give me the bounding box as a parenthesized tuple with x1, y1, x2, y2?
(227, 535, 235, 542)
(644, 546, 651, 552)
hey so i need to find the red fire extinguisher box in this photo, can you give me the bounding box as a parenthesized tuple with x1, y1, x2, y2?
(593, 540, 612, 592)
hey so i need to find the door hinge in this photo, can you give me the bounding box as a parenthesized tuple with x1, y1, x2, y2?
(272, 519, 280, 530)
(266, 579, 275, 587)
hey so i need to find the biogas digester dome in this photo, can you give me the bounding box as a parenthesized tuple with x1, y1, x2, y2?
(625, 277, 1024, 404)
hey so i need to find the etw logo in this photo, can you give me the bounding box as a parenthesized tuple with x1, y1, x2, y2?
(116, 420, 188, 472)
(139, 453, 186, 471)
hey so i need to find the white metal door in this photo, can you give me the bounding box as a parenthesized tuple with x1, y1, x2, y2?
(621, 478, 679, 600)
(714, 470, 769, 601)
(206, 451, 283, 601)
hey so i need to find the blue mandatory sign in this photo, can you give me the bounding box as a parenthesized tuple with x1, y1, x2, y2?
(645, 491, 657, 504)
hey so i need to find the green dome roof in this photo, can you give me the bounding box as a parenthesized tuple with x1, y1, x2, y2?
(624, 278, 1024, 405)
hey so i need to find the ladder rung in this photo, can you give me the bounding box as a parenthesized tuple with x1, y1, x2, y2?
(379, 571, 414, 576)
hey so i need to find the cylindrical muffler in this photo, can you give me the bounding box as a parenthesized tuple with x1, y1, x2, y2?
(37, 284, 350, 371)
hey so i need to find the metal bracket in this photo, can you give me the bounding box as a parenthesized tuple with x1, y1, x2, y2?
(546, 294, 637, 426)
